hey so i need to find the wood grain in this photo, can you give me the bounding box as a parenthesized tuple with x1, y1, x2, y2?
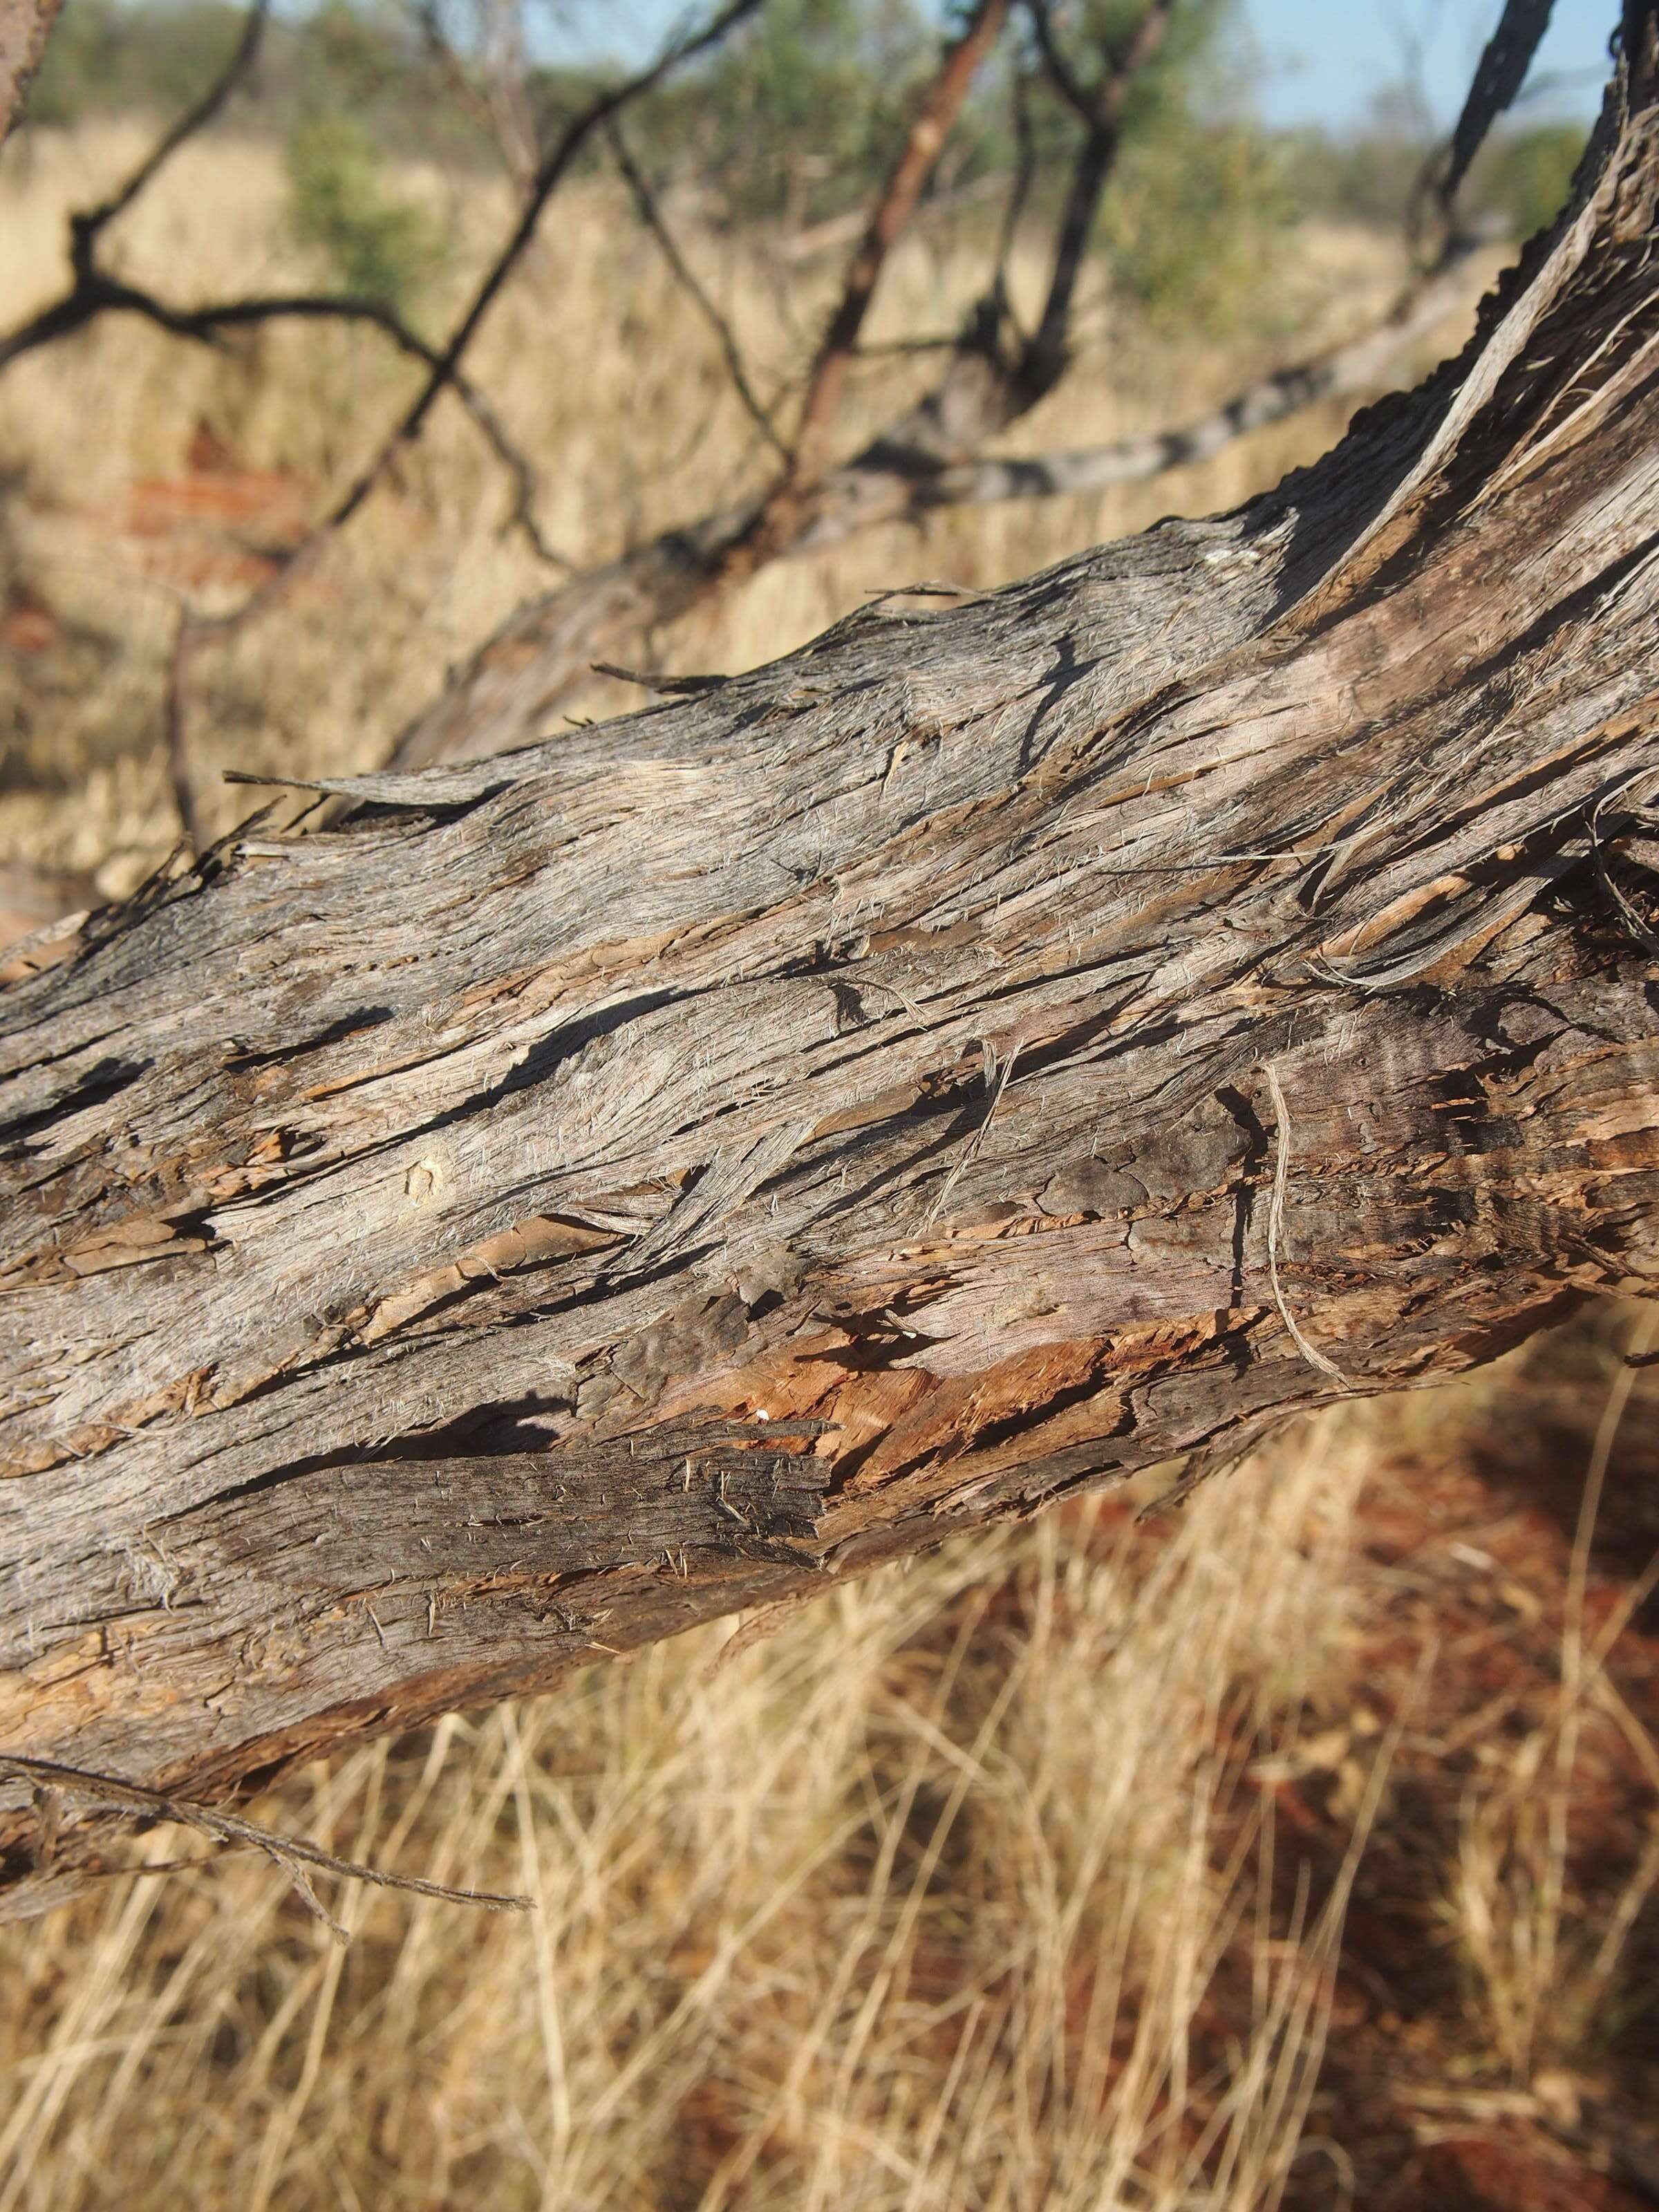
(2, 17, 1658, 1918)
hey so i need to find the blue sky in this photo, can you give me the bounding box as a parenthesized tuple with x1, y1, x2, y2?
(1244, 0, 1612, 128)
(548, 1, 1616, 131)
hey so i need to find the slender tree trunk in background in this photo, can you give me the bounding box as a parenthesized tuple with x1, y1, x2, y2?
(386, 0, 1165, 772)
(0, 0, 60, 142)
(1, 17, 1658, 1922)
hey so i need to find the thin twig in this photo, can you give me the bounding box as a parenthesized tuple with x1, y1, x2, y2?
(75, 0, 270, 242)
(606, 118, 787, 460)
(1022, 0, 1098, 126)
(926, 1038, 1021, 1226)
(590, 660, 731, 695)
(0, 1750, 532, 1941)
(771, 0, 1013, 503)
(413, 0, 538, 204)
(850, 330, 966, 357)
(323, 0, 769, 545)
(1589, 765, 1659, 956)
(0, 284, 568, 569)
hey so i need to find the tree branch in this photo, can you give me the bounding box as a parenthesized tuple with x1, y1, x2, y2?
(1023, 0, 1177, 391)
(324, 0, 770, 542)
(843, 252, 1487, 523)
(764, 0, 1011, 509)
(606, 118, 787, 462)
(1440, 0, 1558, 218)
(73, 0, 270, 248)
(3, 13, 1659, 1928)
(0, 280, 568, 568)
(0, 1752, 529, 1938)
(413, 0, 539, 205)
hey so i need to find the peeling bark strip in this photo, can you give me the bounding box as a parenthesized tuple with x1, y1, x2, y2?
(3, 20, 1659, 1922)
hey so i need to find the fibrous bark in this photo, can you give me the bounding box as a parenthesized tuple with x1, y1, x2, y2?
(388, 0, 1171, 771)
(1, 17, 1658, 1920)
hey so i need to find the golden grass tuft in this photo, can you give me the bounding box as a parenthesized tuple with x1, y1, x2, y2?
(0, 122, 1432, 887)
(0, 1423, 1376, 2211)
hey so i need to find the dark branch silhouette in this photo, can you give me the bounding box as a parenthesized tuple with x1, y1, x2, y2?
(0, 0, 767, 845)
(1414, 0, 1559, 258)
(606, 117, 787, 461)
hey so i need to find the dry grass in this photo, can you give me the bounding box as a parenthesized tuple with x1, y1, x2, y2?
(2, 123, 1656, 2212)
(0, 122, 1428, 888)
(0, 1423, 1376, 2212)
(2, 1322, 1656, 2211)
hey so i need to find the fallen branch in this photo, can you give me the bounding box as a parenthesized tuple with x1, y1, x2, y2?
(0, 1751, 531, 1940)
(864, 252, 1488, 519)
(2, 8, 1658, 1929)
(388, 0, 1178, 767)
(388, 0, 1556, 774)
(387, 249, 1485, 769)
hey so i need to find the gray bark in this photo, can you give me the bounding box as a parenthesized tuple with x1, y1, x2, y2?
(384, 254, 1484, 774)
(1, 21, 1658, 1918)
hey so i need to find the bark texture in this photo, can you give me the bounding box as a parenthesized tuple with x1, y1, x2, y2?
(2, 26, 1659, 1918)
(386, 0, 1172, 771)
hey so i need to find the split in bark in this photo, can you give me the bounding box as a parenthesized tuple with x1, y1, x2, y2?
(1, 6, 1658, 1924)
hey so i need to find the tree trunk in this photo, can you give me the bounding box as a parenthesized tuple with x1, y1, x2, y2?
(0, 0, 60, 142)
(2, 21, 1658, 1920)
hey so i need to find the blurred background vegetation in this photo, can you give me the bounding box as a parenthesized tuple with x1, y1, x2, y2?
(17, 0, 1589, 319)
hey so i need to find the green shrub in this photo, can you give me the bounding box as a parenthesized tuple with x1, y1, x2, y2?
(24, 0, 252, 129)
(284, 114, 447, 318)
(1475, 122, 1589, 240)
(1100, 114, 1297, 337)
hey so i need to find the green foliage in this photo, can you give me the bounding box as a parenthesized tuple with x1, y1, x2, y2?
(26, 0, 252, 128)
(1474, 122, 1588, 240)
(1022, 0, 1295, 337)
(661, 0, 939, 225)
(284, 115, 447, 317)
(1271, 126, 1425, 231)
(20, 0, 484, 166)
(1099, 114, 1297, 335)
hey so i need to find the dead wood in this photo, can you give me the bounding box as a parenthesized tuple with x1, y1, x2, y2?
(384, 0, 1182, 771)
(382, 0, 1507, 776)
(1, 10, 1658, 1923)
